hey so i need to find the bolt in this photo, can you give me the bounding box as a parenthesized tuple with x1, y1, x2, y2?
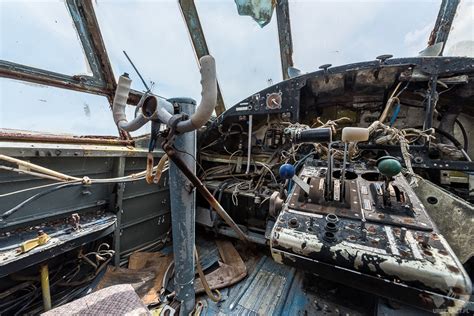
(422, 234, 430, 247)
(400, 227, 407, 242)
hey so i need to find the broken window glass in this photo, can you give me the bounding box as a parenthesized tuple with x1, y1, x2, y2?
(0, 79, 118, 136)
(0, 1, 91, 75)
(234, 0, 276, 27)
(444, 0, 474, 57)
(195, 0, 282, 107)
(288, 0, 440, 71)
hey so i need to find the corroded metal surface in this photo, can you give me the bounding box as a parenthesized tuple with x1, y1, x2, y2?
(275, 0, 294, 80)
(178, 0, 226, 115)
(428, 0, 460, 55)
(0, 131, 134, 146)
(270, 163, 472, 313)
(0, 212, 116, 277)
(410, 175, 474, 263)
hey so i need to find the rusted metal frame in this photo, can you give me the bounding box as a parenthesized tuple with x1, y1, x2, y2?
(0, 132, 134, 146)
(427, 0, 460, 55)
(276, 0, 294, 80)
(0, 1, 115, 98)
(0, 60, 105, 95)
(66, 0, 134, 139)
(66, 0, 117, 98)
(178, 0, 226, 115)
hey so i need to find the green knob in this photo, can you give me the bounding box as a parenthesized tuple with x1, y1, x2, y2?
(377, 156, 402, 178)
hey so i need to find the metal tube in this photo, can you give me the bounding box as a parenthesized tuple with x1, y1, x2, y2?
(40, 264, 52, 312)
(423, 75, 438, 131)
(168, 100, 196, 315)
(275, 0, 294, 80)
(340, 142, 348, 200)
(246, 115, 253, 174)
(164, 146, 249, 243)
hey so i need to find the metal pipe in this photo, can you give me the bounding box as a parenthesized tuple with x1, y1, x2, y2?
(176, 56, 217, 132)
(163, 145, 249, 244)
(275, 0, 294, 80)
(423, 75, 438, 131)
(168, 100, 196, 316)
(217, 227, 266, 245)
(141, 56, 217, 133)
(112, 73, 153, 132)
(246, 115, 253, 174)
(40, 264, 51, 312)
(340, 142, 348, 200)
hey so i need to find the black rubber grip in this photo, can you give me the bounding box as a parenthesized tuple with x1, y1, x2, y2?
(295, 128, 332, 143)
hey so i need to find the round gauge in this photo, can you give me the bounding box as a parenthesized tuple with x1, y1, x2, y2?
(266, 92, 282, 109)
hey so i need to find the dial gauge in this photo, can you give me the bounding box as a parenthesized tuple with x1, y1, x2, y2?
(266, 92, 282, 109)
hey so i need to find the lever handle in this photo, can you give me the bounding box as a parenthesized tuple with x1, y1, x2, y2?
(341, 127, 369, 142)
(377, 156, 402, 178)
(279, 163, 295, 180)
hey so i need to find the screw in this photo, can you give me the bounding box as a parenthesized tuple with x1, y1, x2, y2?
(422, 234, 430, 247)
(400, 227, 407, 242)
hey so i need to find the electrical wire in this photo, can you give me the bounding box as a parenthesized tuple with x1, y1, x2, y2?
(1, 182, 82, 219)
(454, 119, 468, 151)
(0, 181, 81, 198)
(255, 162, 278, 185)
(0, 175, 152, 220)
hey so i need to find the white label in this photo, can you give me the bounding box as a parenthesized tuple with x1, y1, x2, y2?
(363, 199, 371, 211)
(334, 179, 340, 201)
(406, 231, 423, 260)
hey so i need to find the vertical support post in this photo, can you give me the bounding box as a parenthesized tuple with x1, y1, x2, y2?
(169, 98, 197, 315)
(423, 75, 438, 132)
(276, 0, 294, 80)
(112, 157, 126, 267)
(40, 264, 52, 312)
(245, 115, 253, 174)
(340, 142, 348, 200)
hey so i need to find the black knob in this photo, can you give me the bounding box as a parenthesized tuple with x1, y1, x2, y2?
(376, 54, 393, 64)
(319, 64, 332, 71)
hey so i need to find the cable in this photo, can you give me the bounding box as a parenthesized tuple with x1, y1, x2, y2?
(194, 246, 221, 302)
(1, 175, 151, 220)
(0, 181, 81, 198)
(172, 147, 206, 175)
(255, 162, 278, 185)
(454, 119, 468, 151)
(1, 183, 82, 219)
(432, 127, 463, 149)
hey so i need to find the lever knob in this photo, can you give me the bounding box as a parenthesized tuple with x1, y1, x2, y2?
(377, 156, 402, 178)
(341, 127, 369, 142)
(294, 128, 332, 143)
(279, 164, 295, 180)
